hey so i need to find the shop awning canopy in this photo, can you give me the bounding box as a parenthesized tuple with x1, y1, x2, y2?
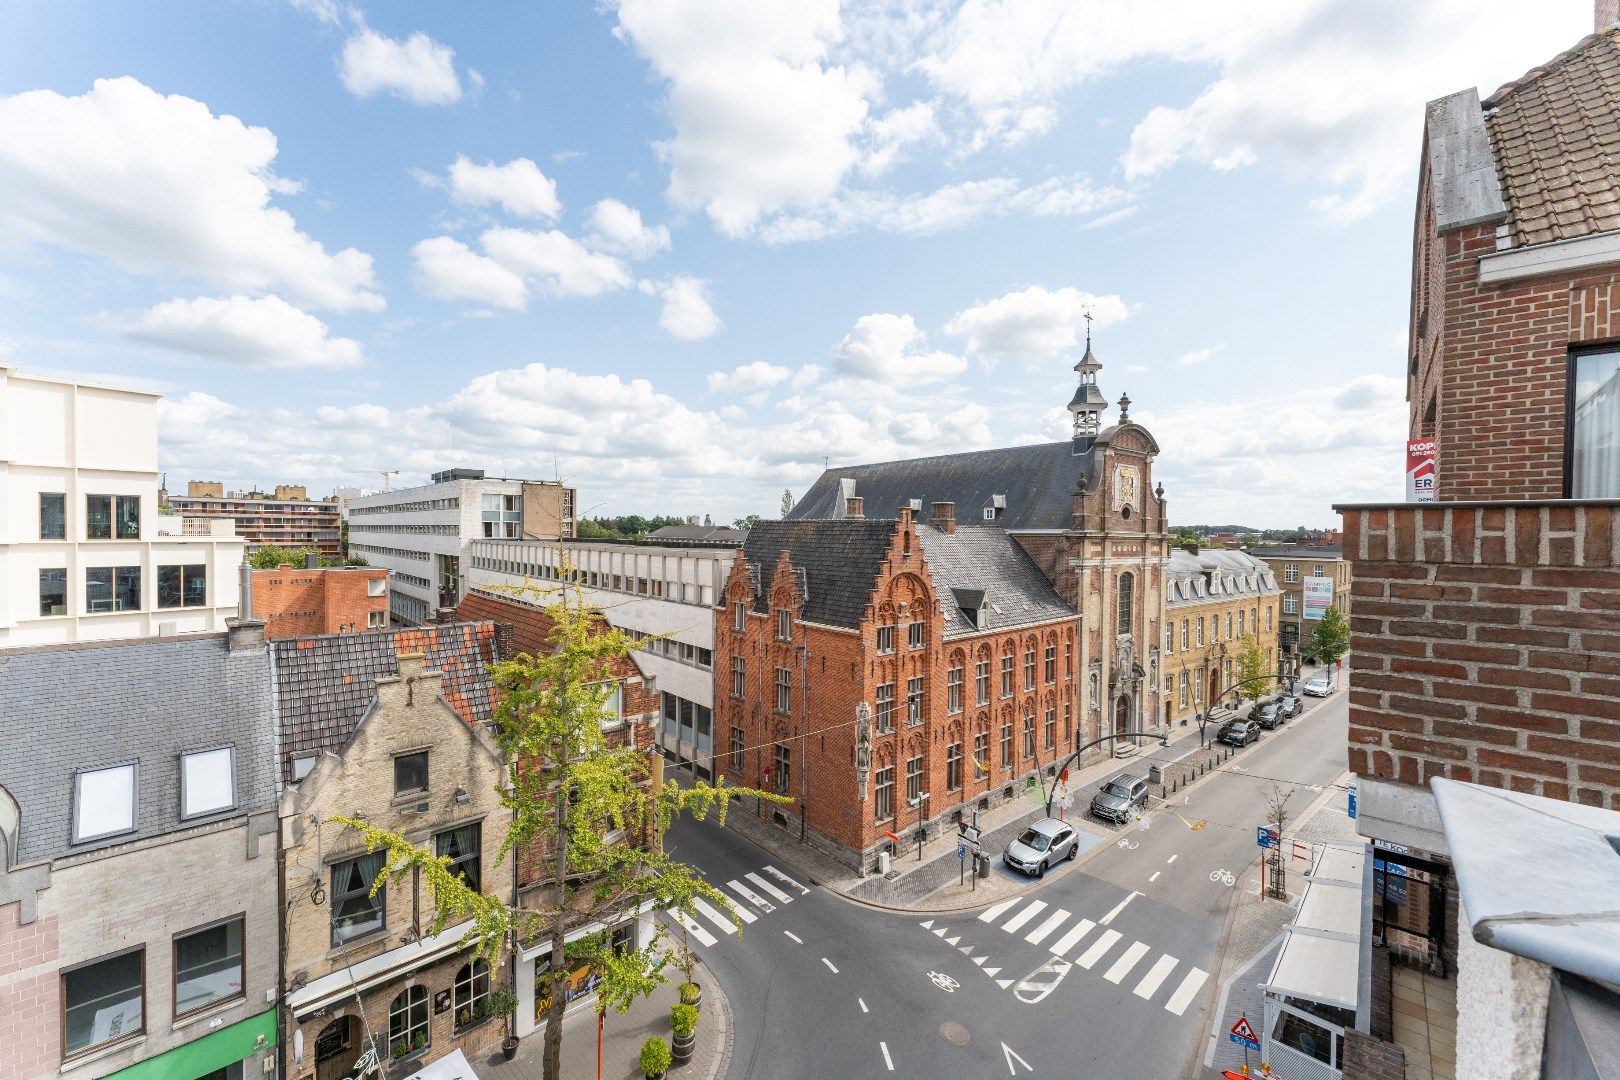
(397, 1048, 481, 1080)
(1262, 843, 1365, 1011)
(288, 919, 475, 1018)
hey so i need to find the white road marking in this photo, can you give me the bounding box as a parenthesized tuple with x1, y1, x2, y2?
(1049, 919, 1095, 957)
(1167, 854, 1178, 864)
(1164, 966, 1209, 1016)
(1104, 941, 1151, 984)
(858, 998, 868, 1014)
(880, 1041, 894, 1071)
(996, 978, 1014, 990)
(1000, 900, 1047, 934)
(763, 865, 810, 895)
(1077, 929, 1121, 969)
(822, 957, 839, 973)
(1024, 908, 1071, 945)
(667, 909, 717, 947)
(983, 966, 1001, 977)
(1002, 1042, 1033, 1075)
(1133, 955, 1179, 999)
(747, 872, 793, 905)
(783, 930, 803, 944)
(1100, 891, 1139, 925)
(691, 897, 738, 935)
(978, 898, 1019, 923)
(1149, 871, 1161, 883)
(727, 879, 774, 914)
(971, 955, 988, 966)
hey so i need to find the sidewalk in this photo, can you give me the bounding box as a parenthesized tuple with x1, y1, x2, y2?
(480, 959, 731, 1080)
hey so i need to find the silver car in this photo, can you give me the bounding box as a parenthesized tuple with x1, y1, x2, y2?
(1301, 672, 1335, 697)
(1004, 817, 1080, 878)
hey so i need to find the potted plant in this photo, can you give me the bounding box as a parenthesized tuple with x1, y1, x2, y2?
(640, 1035, 672, 1080)
(488, 983, 520, 1060)
(674, 918, 702, 1011)
(678, 979, 702, 1012)
(670, 1003, 698, 1065)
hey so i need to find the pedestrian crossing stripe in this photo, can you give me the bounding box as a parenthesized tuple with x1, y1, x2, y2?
(1000, 899, 1047, 933)
(1164, 968, 1209, 1016)
(763, 865, 810, 895)
(1103, 941, 1150, 984)
(1077, 929, 1121, 969)
(668, 908, 717, 948)
(691, 897, 738, 935)
(727, 879, 774, 913)
(746, 871, 793, 905)
(977, 898, 1019, 923)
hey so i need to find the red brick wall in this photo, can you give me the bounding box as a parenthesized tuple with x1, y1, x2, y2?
(253, 566, 389, 639)
(0, 903, 59, 1080)
(1344, 504, 1620, 809)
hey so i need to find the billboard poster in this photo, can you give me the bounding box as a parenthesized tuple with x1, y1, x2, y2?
(1406, 438, 1436, 502)
(1303, 577, 1334, 620)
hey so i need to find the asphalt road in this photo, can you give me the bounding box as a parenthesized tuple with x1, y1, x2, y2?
(662, 688, 1351, 1080)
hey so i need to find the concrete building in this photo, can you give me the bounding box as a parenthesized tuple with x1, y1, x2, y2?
(165, 482, 341, 560)
(0, 625, 279, 1080)
(1334, 19, 1620, 1079)
(465, 536, 737, 781)
(0, 365, 245, 647)
(1246, 543, 1351, 660)
(348, 469, 576, 624)
(250, 561, 390, 639)
(1160, 546, 1282, 727)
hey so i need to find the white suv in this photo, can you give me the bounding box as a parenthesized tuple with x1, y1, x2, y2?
(1301, 672, 1335, 697)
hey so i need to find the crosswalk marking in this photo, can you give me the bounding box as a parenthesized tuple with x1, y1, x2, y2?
(1000, 900, 1047, 934)
(1077, 929, 1121, 969)
(1100, 891, 1138, 925)
(1024, 908, 1071, 946)
(668, 908, 717, 947)
(727, 879, 773, 914)
(691, 897, 738, 935)
(1104, 941, 1150, 984)
(763, 865, 810, 895)
(1164, 968, 1209, 1016)
(746, 872, 793, 905)
(1133, 955, 1178, 999)
(1049, 918, 1095, 957)
(978, 898, 1020, 923)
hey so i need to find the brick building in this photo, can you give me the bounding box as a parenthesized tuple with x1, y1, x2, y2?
(1245, 543, 1351, 660)
(1335, 21, 1620, 1080)
(251, 563, 390, 639)
(1160, 546, 1282, 726)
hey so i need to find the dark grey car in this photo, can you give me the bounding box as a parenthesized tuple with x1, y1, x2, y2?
(1218, 719, 1260, 747)
(1250, 700, 1283, 730)
(1089, 773, 1147, 825)
(1278, 693, 1303, 719)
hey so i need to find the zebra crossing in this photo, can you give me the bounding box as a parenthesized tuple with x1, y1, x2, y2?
(663, 864, 810, 948)
(914, 895, 1209, 1017)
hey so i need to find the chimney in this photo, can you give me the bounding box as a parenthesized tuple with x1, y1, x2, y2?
(238, 558, 254, 621)
(304, 552, 319, 570)
(1600, 0, 1619, 30)
(846, 496, 864, 518)
(226, 616, 266, 652)
(930, 501, 956, 535)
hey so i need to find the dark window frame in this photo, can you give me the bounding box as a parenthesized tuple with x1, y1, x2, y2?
(172, 913, 246, 1020)
(61, 945, 145, 1061)
(434, 821, 482, 894)
(393, 751, 429, 798)
(331, 850, 387, 947)
(39, 491, 66, 540)
(39, 567, 67, 617)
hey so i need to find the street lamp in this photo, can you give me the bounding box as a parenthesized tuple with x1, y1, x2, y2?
(1043, 730, 1168, 818)
(908, 792, 930, 860)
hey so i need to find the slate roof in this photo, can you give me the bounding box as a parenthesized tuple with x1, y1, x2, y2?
(916, 526, 1075, 637)
(645, 524, 748, 544)
(0, 633, 276, 866)
(1482, 29, 1620, 247)
(270, 621, 497, 782)
(1165, 548, 1279, 607)
(1247, 544, 1344, 560)
(788, 441, 1096, 532)
(739, 519, 899, 628)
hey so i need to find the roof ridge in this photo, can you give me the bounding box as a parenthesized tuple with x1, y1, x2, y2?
(1483, 29, 1615, 109)
(826, 440, 1071, 472)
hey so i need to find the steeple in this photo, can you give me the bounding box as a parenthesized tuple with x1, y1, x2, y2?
(1067, 312, 1108, 442)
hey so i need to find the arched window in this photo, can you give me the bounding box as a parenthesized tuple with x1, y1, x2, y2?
(454, 958, 491, 1029)
(389, 986, 430, 1059)
(1117, 572, 1135, 635)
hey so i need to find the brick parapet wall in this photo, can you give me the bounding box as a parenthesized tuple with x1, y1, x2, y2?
(1342, 503, 1620, 809)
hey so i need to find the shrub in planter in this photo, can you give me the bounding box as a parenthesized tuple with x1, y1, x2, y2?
(640, 1035, 673, 1079)
(671, 1003, 698, 1037)
(679, 981, 702, 1009)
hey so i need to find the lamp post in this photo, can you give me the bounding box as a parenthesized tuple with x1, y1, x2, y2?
(909, 792, 930, 860)
(1195, 673, 1300, 748)
(1043, 730, 1169, 818)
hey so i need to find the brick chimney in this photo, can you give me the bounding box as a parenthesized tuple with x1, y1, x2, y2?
(846, 496, 864, 518)
(226, 616, 266, 652)
(930, 501, 956, 535)
(1601, 0, 1619, 30)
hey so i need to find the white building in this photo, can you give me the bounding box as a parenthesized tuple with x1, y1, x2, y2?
(347, 468, 576, 623)
(0, 365, 245, 646)
(466, 536, 737, 781)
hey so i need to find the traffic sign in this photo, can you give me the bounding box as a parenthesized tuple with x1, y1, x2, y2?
(1347, 784, 1358, 820)
(1229, 1015, 1260, 1051)
(1256, 827, 1279, 849)
(957, 842, 967, 861)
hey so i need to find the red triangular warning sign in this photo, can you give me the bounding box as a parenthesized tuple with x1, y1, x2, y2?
(1230, 1016, 1258, 1041)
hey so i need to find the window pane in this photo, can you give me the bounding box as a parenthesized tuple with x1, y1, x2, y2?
(75, 764, 135, 841)
(40, 492, 65, 539)
(1573, 350, 1620, 497)
(332, 852, 385, 944)
(86, 567, 113, 613)
(435, 823, 482, 893)
(158, 565, 183, 609)
(86, 495, 112, 539)
(394, 751, 428, 796)
(175, 919, 243, 1015)
(39, 568, 67, 616)
(182, 748, 234, 817)
(114, 566, 141, 611)
(183, 565, 208, 607)
(64, 950, 143, 1054)
(115, 495, 140, 539)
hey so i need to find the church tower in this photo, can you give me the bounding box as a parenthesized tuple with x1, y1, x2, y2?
(1067, 315, 1108, 445)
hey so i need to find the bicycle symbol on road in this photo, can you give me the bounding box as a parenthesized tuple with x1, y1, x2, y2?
(1116, 839, 1139, 850)
(1210, 869, 1236, 887)
(928, 971, 960, 993)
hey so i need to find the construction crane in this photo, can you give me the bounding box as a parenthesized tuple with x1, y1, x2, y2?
(377, 470, 399, 490)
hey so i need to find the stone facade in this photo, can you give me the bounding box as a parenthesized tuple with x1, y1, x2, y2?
(1160, 548, 1282, 726)
(1248, 545, 1352, 657)
(252, 564, 390, 639)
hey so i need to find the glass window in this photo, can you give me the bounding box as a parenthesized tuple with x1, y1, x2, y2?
(1573, 349, 1620, 496)
(1044, 708, 1056, 750)
(1044, 646, 1057, 684)
(731, 656, 746, 698)
(86, 494, 113, 539)
(906, 676, 924, 725)
(1118, 572, 1135, 634)
(774, 743, 790, 794)
(876, 625, 894, 653)
(974, 733, 989, 779)
(733, 602, 745, 632)
(1023, 648, 1036, 691)
(946, 743, 963, 790)
(394, 751, 428, 796)
(947, 667, 963, 713)
(63, 949, 143, 1056)
(39, 568, 67, 616)
(389, 985, 430, 1059)
(86, 566, 140, 613)
(975, 661, 990, 705)
(907, 621, 925, 649)
(158, 565, 208, 609)
(730, 726, 744, 772)
(332, 851, 386, 945)
(1000, 722, 1012, 766)
(115, 495, 140, 539)
(368, 610, 387, 628)
(74, 763, 136, 842)
(435, 823, 481, 893)
(775, 667, 791, 714)
(874, 766, 894, 821)
(39, 492, 66, 539)
(453, 959, 491, 1030)
(875, 683, 894, 732)
(1023, 714, 1036, 758)
(181, 747, 234, 818)
(905, 755, 922, 803)
(1000, 655, 1014, 697)
(777, 609, 792, 640)
(174, 918, 244, 1017)
(1196, 618, 1205, 646)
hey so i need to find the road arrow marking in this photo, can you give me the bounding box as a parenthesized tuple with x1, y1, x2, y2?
(1002, 1042, 1033, 1074)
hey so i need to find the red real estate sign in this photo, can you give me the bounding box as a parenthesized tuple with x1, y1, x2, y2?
(1406, 438, 1436, 502)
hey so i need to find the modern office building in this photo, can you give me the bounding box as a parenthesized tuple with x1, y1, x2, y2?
(0, 365, 245, 647)
(1246, 543, 1351, 659)
(164, 482, 341, 559)
(347, 469, 576, 624)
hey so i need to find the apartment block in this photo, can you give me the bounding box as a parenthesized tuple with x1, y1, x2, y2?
(1246, 543, 1352, 659)
(164, 481, 341, 559)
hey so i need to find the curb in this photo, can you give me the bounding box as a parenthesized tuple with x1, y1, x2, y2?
(699, 958, 733, 1080)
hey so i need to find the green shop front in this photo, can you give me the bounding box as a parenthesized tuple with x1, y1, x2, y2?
(106, 1007, 277, 1080)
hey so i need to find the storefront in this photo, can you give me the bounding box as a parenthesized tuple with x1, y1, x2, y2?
(106, 1008, 277, 1080)
(513, 905, 655, 1038)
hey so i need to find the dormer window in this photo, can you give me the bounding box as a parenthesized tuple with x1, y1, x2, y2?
(983, 508, 995, 521)
(72, 763, 136, 843)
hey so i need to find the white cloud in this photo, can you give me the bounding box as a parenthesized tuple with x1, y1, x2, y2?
(1082, 206, 1139, 230)
(831, 313, 966, 385)
(286, 0, 340, 24)
(447, 156, 561, 220)
(657, 276, 722, 341)
(159, 390, 239, 429)
(860, 101, 940, 176)
(0, 77, 383, 312)
(339, 25, 462, 106)
(314, 402, 392, 428)
(1176, 345, 1223, 367)
(481, 228, 633, 298)
(119, 294, 363, 369)
(585, 198, 671, 259)
(708, 361, 791, 393)
(411, 236, 528, 309)
(945, 286, 1128, 363)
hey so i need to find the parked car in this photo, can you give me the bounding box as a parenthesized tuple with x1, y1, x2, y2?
(1089, 773, 1148, 825)
(1278, 693, 1303, 719)
(1217, 719, 1260, 747)
(1004, 818, 1079, 877)
(1250, 700, 1284, 730)
(1302, 672, 1335, 697)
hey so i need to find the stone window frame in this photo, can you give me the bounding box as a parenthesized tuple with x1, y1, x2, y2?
(775, 667, 791, 715)
(945, 742, 963, 792)
(946, 666, 963, 714)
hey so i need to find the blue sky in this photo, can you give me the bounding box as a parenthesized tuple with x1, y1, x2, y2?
(0, 0, 1594, 525)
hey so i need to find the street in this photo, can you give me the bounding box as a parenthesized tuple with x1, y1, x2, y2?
(661, 688, 1351, 1080)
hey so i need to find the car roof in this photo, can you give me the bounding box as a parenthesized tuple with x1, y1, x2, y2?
(1109, 772, 1142, 785)
(1027, 817, 1067, 834)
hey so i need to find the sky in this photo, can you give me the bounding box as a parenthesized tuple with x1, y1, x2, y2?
(0, 0, 1595, 527)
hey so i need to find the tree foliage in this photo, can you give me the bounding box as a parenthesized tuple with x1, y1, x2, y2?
(247, 544, 342, 569)
(1235, 635, 1269, 700)
(575, 515, 689, 540)
(1309, 606, 1351, 668)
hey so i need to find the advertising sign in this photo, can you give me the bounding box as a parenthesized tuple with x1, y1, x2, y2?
(1406, 438, 1437, 502)
(1303, 576, 1334, 620)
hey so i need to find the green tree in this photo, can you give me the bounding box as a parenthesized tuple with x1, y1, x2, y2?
(1239, 532, 1260, 547)
(336, 577, 782, 1080)
(732, 514, 760, 530)
(1235, 635, 1269, 701)
(247, 545, 340, 569)
(1309, 606, 1351, 669)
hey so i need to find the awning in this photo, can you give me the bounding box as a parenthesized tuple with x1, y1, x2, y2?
(105, 1008, 277, 1080)
(397, 1048, 482, 1080)
(288, 920, 475, 1018)
(1262, 843, 1365, 1011)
